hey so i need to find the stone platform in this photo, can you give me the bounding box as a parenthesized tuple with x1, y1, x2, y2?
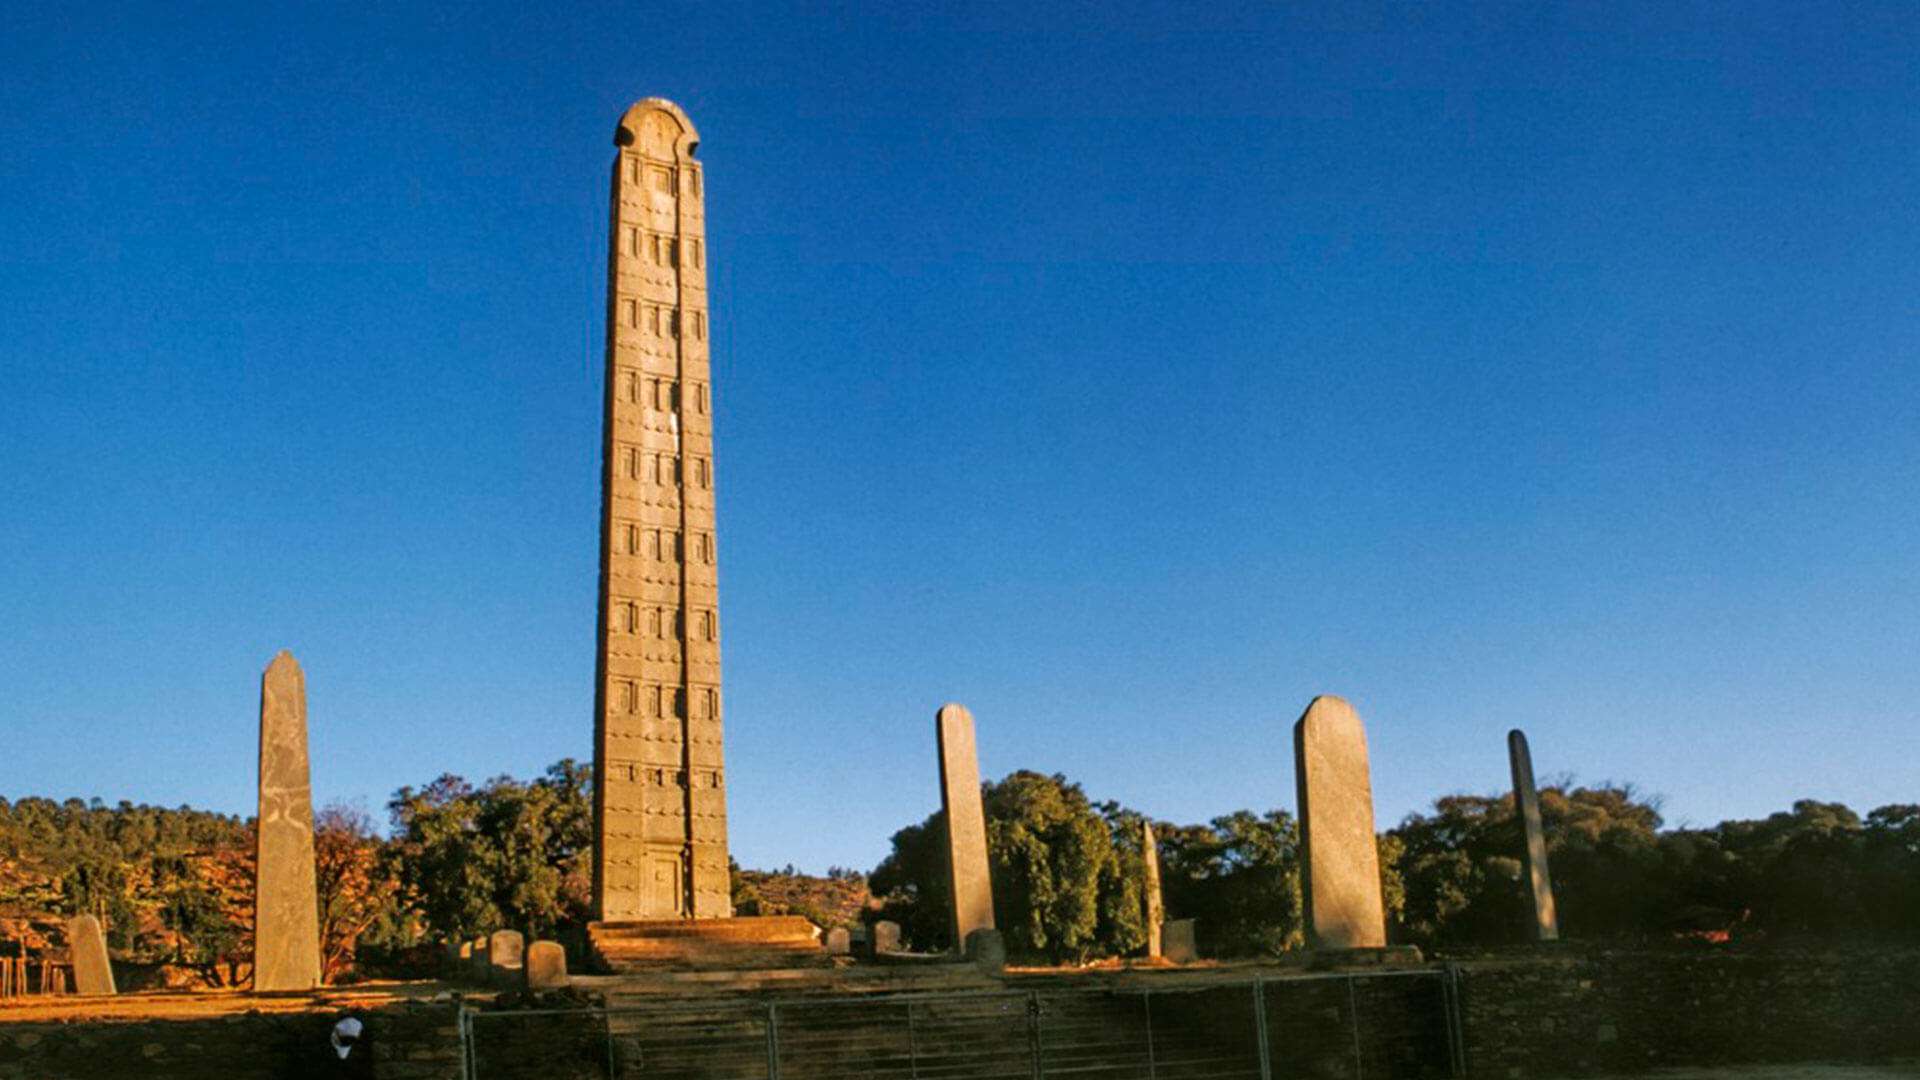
(587, 915, 825, 972)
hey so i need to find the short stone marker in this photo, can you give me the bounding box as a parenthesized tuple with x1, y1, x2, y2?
(937, 703, 996, 956)
(524, 940, 568, 990)
(873, 920, 902, 954)
(67, 914, 115, 995)
(1161, 919, 1198, 964)
(965, 927, 1006, 972)
(823, 927, 851, 956)
(1293, 695, 1387, 949)
(1141, 820, 1165, 959)
(488, 930, 525, 988)
(254, 650, 322, 991)
(1508, 729, 1561, 941)
(467, 937, 490, 982)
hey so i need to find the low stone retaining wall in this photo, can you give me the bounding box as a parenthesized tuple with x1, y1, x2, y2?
(1454, 944, 1920, 1078)
(0, 999, 462, 1080)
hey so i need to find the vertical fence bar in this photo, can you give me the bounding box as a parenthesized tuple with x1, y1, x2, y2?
(765, 1002, 782, 1080)
(1252, 978, 1274, 1080)
(1143, 990, 1158, 1080)
(906, 999, 920, 1080)
(457, 1007, 473, 1080)
(1027, 991, 1044, 1080)
(604, 1006, 619, 1080)
(1347, 975, 1364, 1080)
(1442, 964, 1467, 1078)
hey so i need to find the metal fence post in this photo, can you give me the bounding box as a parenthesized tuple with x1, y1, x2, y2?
(906, 999, 920, 1080)
(1252, 978, 1273, 1080)
(766, 1002, 783, 1080)
(1346, 975, 1364, 1080)
(1143, 990, 1158, 1080)
(1026, 991, 1044, 1080)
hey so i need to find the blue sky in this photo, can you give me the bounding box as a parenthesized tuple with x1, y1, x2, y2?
(2, 3, 1915, 873)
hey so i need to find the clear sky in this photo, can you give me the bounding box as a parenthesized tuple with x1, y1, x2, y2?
(3, 3, 1916, 874)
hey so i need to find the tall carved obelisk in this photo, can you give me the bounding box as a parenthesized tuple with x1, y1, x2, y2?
(591, 99, 731, 921)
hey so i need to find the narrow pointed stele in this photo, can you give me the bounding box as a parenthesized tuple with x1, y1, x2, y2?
(254, 650, 321, 991)
(936, 703, 995, 955)
(1507, 729, 1561, 941)
(1141, 820, 1165, 959)
(1293, 695, 1388, 949)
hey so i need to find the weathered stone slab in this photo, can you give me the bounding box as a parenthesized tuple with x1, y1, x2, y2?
(467, 937, 489, 982)
(937, 703, 995, 955)
(1508, 729, 1561, 941)
(525, 940, 568, 989)
(823, 928, 850, 956)
(1141, 820, 1165, 959)
(67, 914, 115, 995)
(489, 930, 525, 987)
(965, 927, 1006, 972)
(253, 650, 321, 991)
(1161, 919, 1198, 964)
(1293, 695, 1387, 949)
(873, 920, 902, 954)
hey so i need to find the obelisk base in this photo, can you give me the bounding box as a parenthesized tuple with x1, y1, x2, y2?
(587, 916, 827, 972)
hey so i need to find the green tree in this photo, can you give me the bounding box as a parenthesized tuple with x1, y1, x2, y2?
(386, 760, 592, 943)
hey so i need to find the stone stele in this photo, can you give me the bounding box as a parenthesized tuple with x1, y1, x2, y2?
(1161, 918, 1199, 964)
(253, 650, 321, 991)
(67, 914, 115, 996)
(1508, 728, 1561, 941)
(489, 929, 525, 987)
(1141, 820, 1165, 959)
(1292, 695, 1387, 949)
(525, 940, 568, 990)
(590, 96, 731, 922)
(937, 703, 995, 955)
(823, 927, 851, 956)
(872, 920, 902, 954)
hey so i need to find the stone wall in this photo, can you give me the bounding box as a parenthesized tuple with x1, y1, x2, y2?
(1455, 943, 1920, 1078)
(0, 1000, 461, 1080)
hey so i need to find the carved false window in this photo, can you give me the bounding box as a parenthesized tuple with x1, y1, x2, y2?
(625, 524, 639, 554)
(622, 299, 637, 328)
(648, 306, 660, 335)
(704, 688, 717, 719)
(700, 610, 714, 641)
(691, 239, 703, 268)
(648, 608, 661, 637)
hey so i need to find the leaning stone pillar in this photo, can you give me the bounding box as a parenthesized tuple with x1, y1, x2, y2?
(1293, 695, 1387, 949)
(1508, 729, 1561, 941)
(254, 650, 321, 991)
(936, 703, 995, 956)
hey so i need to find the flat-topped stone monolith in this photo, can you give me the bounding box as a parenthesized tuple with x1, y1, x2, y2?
(965, 927, 1006, 972)
(823, 927, 851, 956)
(254, 650, 321, 991)
(1162, 919, 1198, 964)
(67, 914, 115, 995)
(489, 930, 525, 987)
(1508, 729, 1561, 941)
(525, 940, 568, 989)
(1293, 695, 1387, 949)
(873, 920, 902, 954)
(1141, 820, 1165, 959)
(937, 703, 995, 956)
(466, 937, 489, 982)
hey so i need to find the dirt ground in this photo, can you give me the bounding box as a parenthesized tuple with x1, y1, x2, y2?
(1588, 1069, 1920, 1080)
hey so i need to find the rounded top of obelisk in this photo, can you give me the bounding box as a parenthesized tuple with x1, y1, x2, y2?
(614, 98, 699, 155)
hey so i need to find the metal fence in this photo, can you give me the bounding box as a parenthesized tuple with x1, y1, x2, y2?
(462, 968, 1463, 1080)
